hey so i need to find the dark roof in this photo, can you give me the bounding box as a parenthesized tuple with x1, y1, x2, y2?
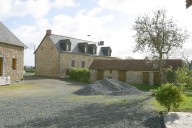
(49, 34, 111, 56)
(89, 59, 183, 71)
(186, 0, 192, 8)
(0, 21, 25, 47)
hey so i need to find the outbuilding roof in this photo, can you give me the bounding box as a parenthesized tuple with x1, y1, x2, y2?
(0, 21, 25, 47)
(89, 59, 183, 71)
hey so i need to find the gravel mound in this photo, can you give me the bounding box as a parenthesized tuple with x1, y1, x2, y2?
(74, 78, 143, 95)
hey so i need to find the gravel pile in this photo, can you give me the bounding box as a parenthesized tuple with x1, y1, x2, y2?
(74, 78, 143, 95)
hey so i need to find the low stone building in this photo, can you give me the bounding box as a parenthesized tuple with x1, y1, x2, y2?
(0, 21, 25, 83)
(89, 59, 183, 85)
(35, 30, 115, 78)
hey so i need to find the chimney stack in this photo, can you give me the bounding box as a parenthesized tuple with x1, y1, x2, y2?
(98, 41, 104, 45)
(46, 29, 52, 36)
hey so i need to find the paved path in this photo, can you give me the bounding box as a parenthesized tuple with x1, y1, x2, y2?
(164, 112, 192, 128)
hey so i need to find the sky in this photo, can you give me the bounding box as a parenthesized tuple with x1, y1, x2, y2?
(0, 0, 192, 66)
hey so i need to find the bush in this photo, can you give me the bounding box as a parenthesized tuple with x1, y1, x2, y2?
(69, 68, 90, 82)
(175, 67, 192, 90)
(155, 83, 183, 112)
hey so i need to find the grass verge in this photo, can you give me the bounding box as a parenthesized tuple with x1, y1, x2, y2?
(133, 84, 160, 91)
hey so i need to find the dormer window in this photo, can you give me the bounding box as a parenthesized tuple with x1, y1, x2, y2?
(88, 44, 97, 54)
(60, 39, 71, 51)
(101, 47, 112, 56)
(78, 42, 88, 53)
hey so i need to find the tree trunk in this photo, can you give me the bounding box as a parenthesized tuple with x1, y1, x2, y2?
(159, 53, 166, 84)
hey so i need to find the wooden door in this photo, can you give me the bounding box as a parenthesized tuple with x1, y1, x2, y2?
(154, 72, 160, 85)
(0, 58, 3, 76)
(118, 70, 126, 82)
(97, 70, 104, 80)
(143, 72, 149, 85)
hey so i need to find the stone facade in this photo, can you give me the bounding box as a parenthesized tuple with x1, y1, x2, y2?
(59, 53, 114, 78)
(35, 36, 59, 77)
(0, 43, 24, 81)
(126, 71, 143, 85)
(35, 33, 115, 78)
(90, 70, 159, 85)
(90, 70, 118, 82)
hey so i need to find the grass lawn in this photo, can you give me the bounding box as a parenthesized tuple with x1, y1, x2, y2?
(133, 84, 160, 91)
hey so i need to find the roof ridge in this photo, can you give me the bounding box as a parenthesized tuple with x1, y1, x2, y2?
(51, 34, 97, 43)
(0, 21, 26, 47)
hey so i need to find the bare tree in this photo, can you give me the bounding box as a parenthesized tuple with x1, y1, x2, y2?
(133, 9, 189, 83)
(179, 49, 192, 69)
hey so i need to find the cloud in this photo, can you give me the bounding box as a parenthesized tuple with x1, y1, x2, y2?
(0, 0, 78, 20)
(50, 9, 115, 40)
(52, 0, 79, 8)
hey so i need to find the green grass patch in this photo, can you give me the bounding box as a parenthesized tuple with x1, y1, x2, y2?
(133, 84, 160, 91)
(177, 93, 192, 111)
(0, 83, 37, 91)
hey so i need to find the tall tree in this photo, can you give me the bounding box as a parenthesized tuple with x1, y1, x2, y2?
(133, 9, 189, 83)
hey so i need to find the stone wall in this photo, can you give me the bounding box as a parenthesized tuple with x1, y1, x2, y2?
(90, 70, 118, 82)
(126, 71, 143, 85)
(35, 36, 59, 77)
(90, 69, 159, 85)
(59, 53, 115, 78)
(0, 43, 24, 81)
(90, 70, 97, 82)
(104, 70, 118, 80)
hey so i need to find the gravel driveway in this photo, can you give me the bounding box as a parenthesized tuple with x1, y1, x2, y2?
(0, 76, 164, 128)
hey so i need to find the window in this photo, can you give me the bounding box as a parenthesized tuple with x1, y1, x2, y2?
(12, 58, 17, 70)
(81, 61, 85, 68)
(71, 60, 75, 67)
(110, 70, 112, 74)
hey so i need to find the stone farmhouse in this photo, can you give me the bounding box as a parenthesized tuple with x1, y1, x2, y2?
(89, 59, 183, 85)
(0, 21, 25, 84)
(35, 30, 115, 78)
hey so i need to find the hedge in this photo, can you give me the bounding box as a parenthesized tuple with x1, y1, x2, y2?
(69, 68, 90, 82)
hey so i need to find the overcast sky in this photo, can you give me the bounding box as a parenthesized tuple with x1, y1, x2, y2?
(1, 0, 192, 66)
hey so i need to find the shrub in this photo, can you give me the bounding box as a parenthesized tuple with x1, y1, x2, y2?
(175, 67, 192, 90)
(155, 83, 183, 112)
(164, 66, 176, 83)
(69, 68, 90, 82)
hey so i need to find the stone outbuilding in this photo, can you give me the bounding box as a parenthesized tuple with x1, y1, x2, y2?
(0, 21, 25, 84)
(89, 59, 183, 85)
(35, 30, 115, 78)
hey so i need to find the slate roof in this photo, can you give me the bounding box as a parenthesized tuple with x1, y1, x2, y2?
(0, 21, 25, 47)
(89, 59, 183, 71)
(49, 34, 111, 56)
(49, 34, 96, 53)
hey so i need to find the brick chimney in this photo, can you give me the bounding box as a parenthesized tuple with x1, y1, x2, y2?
(46, 29, 52, 36)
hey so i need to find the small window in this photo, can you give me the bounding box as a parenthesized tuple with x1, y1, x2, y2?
(81, 61, 85, 68)
(110, 70, 112, 74)
(71, 60, 75, 67)
(41, 46, 43, 50)
(12, 58, 17, 70)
